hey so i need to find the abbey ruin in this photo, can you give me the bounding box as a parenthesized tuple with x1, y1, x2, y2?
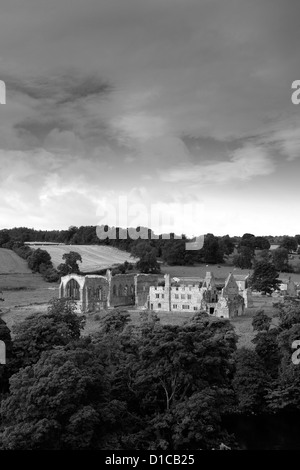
(59, 270, 254, 319)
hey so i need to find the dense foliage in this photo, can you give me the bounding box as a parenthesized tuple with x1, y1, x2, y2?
(1, 297, 300, 449)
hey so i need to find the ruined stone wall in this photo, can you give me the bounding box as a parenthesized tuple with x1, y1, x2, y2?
(135, 274, 163, 307)
(215, 293, 244, 318)
(59, 274, 86, 313)
(286, 279, 297, 297)
(242, 288, 253, 307)
(110, 273, 136, 307)
(83, 276, 109, 312)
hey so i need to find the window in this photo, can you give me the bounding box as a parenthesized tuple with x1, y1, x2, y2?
(193, 306, 198, 311)
(161, 294, 164, 299)
(187, 294, 192, 300)
(182, 305, 190, 310)
(175, 294, 179, 299)
(173, 304, 177, 309)
(181, 294, 185, 299)
(96, 287, 102, 300)
(158, 303, 161, 308)
(66, 279, 80, 300)
(156, 294, 159, 299)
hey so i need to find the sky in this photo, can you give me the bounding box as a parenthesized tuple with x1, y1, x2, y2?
(0, 0, 300, 237)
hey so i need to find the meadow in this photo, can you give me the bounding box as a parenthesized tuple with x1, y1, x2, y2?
(29, 244, 138, 272)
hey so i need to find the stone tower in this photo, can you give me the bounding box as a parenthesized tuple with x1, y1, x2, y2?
(164, 273, 171, 311)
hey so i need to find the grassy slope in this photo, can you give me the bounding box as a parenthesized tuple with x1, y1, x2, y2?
(0, 248, 59, 330)
(0, 248, 32, 274)
(29, 244, 138, 272)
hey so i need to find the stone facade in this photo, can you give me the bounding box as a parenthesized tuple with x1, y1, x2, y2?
(148, 271, 246, 319)
(214, 273, 245, 318)
(279, 277, 298, 297)
(59, 270, 163, 313)
(59, 269, 250, 318)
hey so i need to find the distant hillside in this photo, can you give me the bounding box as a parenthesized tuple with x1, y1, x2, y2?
(29, 244, 139, 273)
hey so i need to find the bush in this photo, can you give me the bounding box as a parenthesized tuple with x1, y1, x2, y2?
(42, 267, 60, 283)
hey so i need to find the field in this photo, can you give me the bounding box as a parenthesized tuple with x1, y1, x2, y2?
(29, 244, 138, 272)
(0, 248, 32, 274)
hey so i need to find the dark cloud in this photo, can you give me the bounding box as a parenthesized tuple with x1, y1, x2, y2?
(3, 70, 112, 104)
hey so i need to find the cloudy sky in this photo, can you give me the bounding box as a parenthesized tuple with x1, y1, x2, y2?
(0, 0, 300, 237)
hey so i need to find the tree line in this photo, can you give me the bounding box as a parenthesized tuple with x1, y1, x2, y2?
(0, 227, 299, 275)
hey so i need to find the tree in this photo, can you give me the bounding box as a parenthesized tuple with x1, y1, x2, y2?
(280, 236, 297, 253)
(200, 234, 224, 264)
(252, 310, 272, 332)
(239, 234, 256, 251)
(272, 248, 289, 272)
(233, 246, 253, 269)
(136, 250, 160, 274)
(251, 311, 280, 378)
(115, 314, 237, 450)
(254, 237, 270, 250)
(249, 261, 280, 295)
(66, 226, 79, 243)
(39, 264, 60, 282)
(11, 299, 85, 370)
(57, 251, 82, 276)
(27, 249, 52, 273)
(0, 345, 115, 449)
(232, 348, 268, 414)
(0, 230, 10, 247)
(218, 235, 235, 256)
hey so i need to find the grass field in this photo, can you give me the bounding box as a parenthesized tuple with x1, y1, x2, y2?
(0, 248, 32, 274)
(29, 244, 138, 272)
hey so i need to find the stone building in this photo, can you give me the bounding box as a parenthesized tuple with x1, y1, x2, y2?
(148, 271, 246, 319)
(232, 274, 253, 307)
(59, 270, 163, 313)
(59, 269, 250, 318)
(214, 273, 245, 318)
(279, 277, 298, 297)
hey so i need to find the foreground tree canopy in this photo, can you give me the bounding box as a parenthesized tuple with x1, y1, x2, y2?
(1, 298, 300, 449)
